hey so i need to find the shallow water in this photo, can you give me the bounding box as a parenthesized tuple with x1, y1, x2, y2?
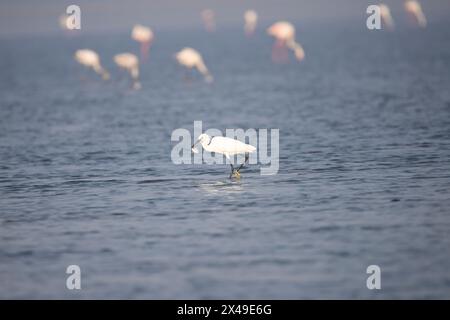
(1, 23, 450, 298)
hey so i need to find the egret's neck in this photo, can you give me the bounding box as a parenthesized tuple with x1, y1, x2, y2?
(200, 139, 213, 152)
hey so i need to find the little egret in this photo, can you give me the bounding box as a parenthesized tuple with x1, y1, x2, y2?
(74, 49, 110, 80)
(267, 21, 305, 63)
(191, 134, 256, 178)
(113, 53, 141, 90)
(175, 47, 213, 83)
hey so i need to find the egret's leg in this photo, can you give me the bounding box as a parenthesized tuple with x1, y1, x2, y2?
(230, 154, 249, 179)
(236, 154, 250, 172)
(229, 164, 235, 178)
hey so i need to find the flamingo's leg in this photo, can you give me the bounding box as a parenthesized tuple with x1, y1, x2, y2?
(141, 41, 150, 61)
(272, 40, 289, 63)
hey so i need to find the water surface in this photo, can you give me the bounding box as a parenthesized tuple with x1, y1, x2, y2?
(1, 24, 450, 298)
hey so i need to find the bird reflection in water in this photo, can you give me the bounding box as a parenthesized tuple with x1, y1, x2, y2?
(197, 180, 244, 197)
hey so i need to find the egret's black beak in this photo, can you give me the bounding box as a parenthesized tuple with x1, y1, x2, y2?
(191, 139, 201, 153)
(191, 139, 200, 149)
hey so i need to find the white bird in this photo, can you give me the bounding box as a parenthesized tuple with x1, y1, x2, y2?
(113, 53, 141, 90)
(131, 24, 154, 60)
(175, 47, 213, 83)
(379, 4, 395, 30)
(404, 0, 427, 28)
(244, 10, 258, 36)
(267, 21, 305, 62)
(191, 134, 256, 178)
(74, 49, 110, 80)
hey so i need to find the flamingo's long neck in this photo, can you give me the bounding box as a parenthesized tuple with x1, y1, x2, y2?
(286, 38, 305, 61)
(93, 64, 109, 80)
(196, 61, 213, 82)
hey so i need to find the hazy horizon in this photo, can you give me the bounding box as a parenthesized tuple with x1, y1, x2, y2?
(1, 0, 450, 37)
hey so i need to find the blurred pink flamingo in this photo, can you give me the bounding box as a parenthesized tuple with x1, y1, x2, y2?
(131, 24, 154, 61)
(267, 21, 305, 63)
(175, 47, 213, 83)
(74, 49, 109, 80)
(114, 53, 141, 90)
(201, 9, 216, 32)
(404, 0, 427, 28)
(244, 10, 258, 36)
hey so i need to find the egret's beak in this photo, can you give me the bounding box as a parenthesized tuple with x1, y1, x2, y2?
(191, 139, 200, 153)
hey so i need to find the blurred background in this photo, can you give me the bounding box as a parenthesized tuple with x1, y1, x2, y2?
(1, 0, 450, 36)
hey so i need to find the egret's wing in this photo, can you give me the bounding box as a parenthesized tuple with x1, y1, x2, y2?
(210, 137, 256, 154)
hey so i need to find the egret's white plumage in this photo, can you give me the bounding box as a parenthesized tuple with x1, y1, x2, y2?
(175, 47, 213, 83)
(74, 49, 110, 80)
(192, 134, 256, 159)
(191, 134, 256, 178)
(113, 53, 141, 90)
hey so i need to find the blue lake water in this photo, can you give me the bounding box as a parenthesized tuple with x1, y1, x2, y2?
(1, 23, 450, 298)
